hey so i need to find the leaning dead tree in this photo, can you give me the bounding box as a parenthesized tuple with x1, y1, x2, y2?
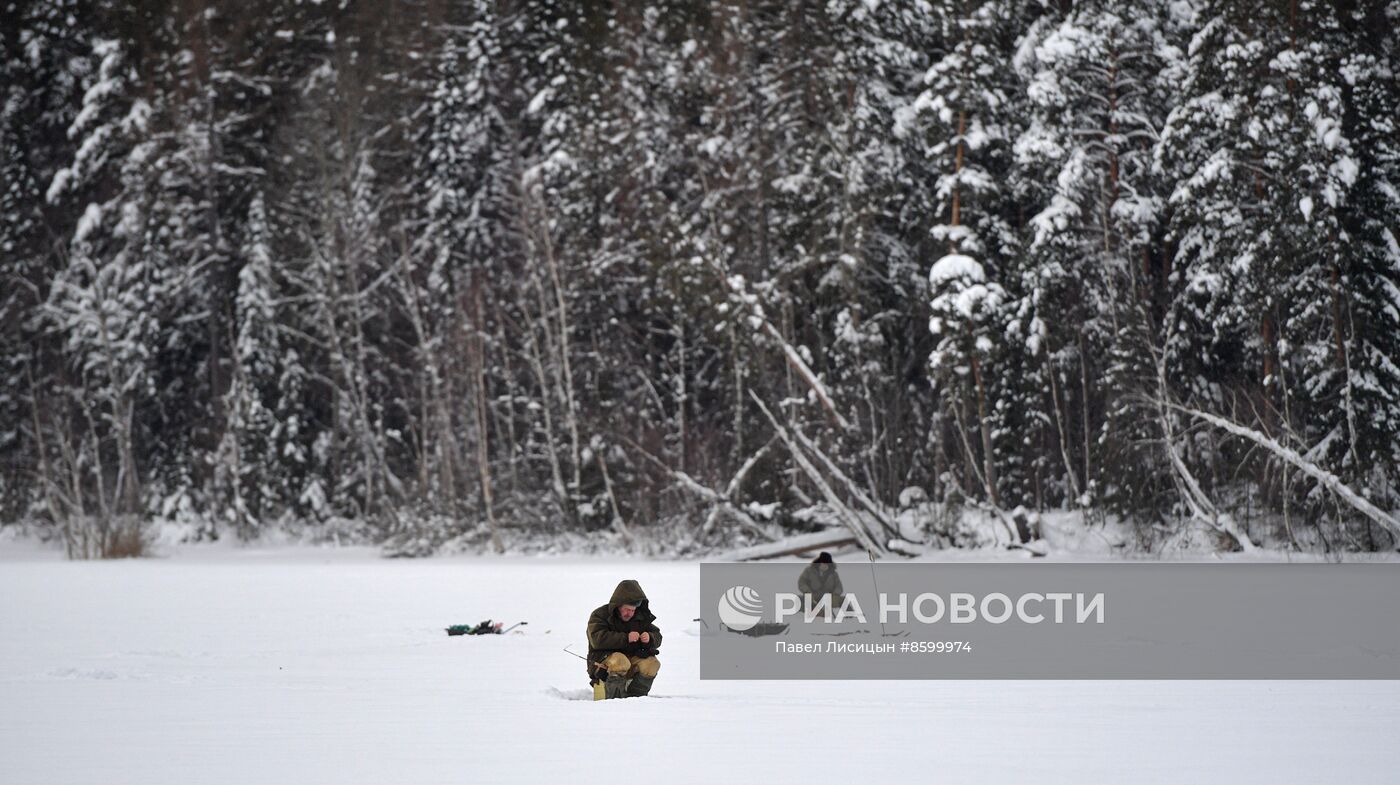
(1146, 340, 1259, 551)
(622, 435, 777, 546)
(1145, 328, 1400, 550)
(749, 394, 911, 556)
(1168, 402, 1400, 544)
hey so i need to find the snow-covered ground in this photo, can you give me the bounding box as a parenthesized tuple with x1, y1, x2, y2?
(2, 542, 1397, 784)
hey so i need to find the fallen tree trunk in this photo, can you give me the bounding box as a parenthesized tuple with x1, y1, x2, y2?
(722, 529, 860, 562)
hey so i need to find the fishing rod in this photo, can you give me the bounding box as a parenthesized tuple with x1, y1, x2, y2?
(563, 645, 602, 667)
(868, 548, 889, 637)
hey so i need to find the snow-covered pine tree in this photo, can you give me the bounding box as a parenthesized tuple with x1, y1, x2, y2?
(906, 0, 1042, 512)
(906, 0, 1026, 267)
(1014, 0, 1177, 514)
(927, 251, 1010, 518)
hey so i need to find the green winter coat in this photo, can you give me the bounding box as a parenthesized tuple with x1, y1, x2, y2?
(797, 563, 845, 611)
(586, 579, 663, 679)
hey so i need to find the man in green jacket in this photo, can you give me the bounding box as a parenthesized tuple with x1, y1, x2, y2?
(587, 579, 663, 699)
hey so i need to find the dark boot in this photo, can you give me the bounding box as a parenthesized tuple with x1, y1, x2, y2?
(604, 673, 628, 699)
(624, 674, 654, 697)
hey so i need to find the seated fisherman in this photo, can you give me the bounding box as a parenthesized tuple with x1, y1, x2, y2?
(797, 551, 845, 615)
(586, 579, 662, 699)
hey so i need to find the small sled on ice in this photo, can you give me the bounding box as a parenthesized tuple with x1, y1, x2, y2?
(446, 620, 526, 636)
(724, 621, 789, 637)
(694, 618, 789, 638)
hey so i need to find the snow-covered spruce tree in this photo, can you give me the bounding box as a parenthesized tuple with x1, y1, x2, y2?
(678, 0, 788, 508)
(1329, 1, 1400, 541)
(1156, 0, 1386, 545)
(0, 0, 97, 523)
(1014, 0, 1178, 518)
(216, 192, 293, 537)
(275, 0, 483, 540)
(699, 0, 841, 480)
(498, 0, 596, 536)
(1152, 5, 1260, 529)
(743, 0, 880, 445)
(127, 14, 246, 523)
(150, 0, 337, 537)
(200, 0, 343, 538)
(408, 0, 618, 547)
(637, 1, 810, 544)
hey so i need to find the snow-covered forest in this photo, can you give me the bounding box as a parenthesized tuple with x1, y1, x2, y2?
(2, 0, 1398, 557)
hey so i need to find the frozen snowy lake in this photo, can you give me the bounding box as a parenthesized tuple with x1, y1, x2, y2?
(2, 544, 1397, 784)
